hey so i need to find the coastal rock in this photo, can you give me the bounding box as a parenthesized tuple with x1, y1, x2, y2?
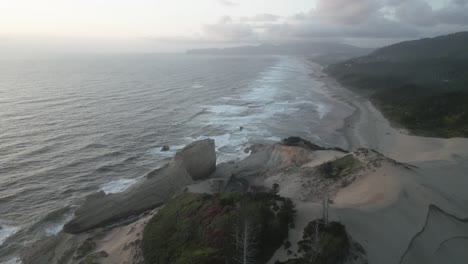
(63, 139, 216, 234)
(171, 139, 216, 180)
(160, 145, 170, 151)
(282, 136, 348, 153)
(281, 136, 326, 151)
(209, 161, 235, 181)
(231, 143, 316, 180)
(21, 208, 157, 264)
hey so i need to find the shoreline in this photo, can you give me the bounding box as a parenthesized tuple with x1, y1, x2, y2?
(310, 61, 468, 164)
(15, 57, 468, 264)
(308, 60, 468, 264)
(308, 62, 363, 152)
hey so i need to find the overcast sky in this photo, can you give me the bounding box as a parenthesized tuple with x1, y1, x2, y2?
(1, 0, 467, 53)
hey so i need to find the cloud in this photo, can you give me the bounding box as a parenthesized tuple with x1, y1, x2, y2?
(158, 0, 468, 49)
(240, 13, 281, 22)
(202, 16, 256, 42)
(436, 0, 468, 25)
(282, 0, 467, 41)
(388, 0, 468, 27)
(393, 0, 437, 27)
(314, 0, 380, 24)
(261, 16, 419, 41)
(217, 0, 238, 7)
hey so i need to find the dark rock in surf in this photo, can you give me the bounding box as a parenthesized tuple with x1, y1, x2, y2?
(160, 145, 170, 151)
(63, 139, 216, 234)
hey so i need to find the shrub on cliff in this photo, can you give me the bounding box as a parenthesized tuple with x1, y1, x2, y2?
(278, 221, 352, 264)
(318, 155, 361, 179)
(142, 192, 296, 264)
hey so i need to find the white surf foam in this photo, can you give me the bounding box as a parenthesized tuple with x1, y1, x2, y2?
(43, 211, 74, 236)
(189, 57, 333, 164)
(5, 256, 22, 264)
(100, 178, 140, 194)
(186, 58, 300, 163)
(206, 105, 247, 116)
(315, 103, 330, 119)
(195, 133, 250, 163)
(0, 223, 19, 246)
(195, 134, 233, 151)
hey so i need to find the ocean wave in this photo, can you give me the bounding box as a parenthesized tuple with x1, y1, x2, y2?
(0, 54, 288, 260)
(123, 156, 138, 163)
(0, 193, 17, 204)
(95, 165, 117, 173)
(206, 105, 247, 116)
(100, 178, 140, 194)
(195, 134, 237, 151)
(82, 143, 108, 150)
(44, 211, 74, 236)
(5, 256, 22, 264)
(0, 223, 19, 246)
(316, 103, 330, 119)
(195, 134, 250, 163)
(26, 206, 75, 236)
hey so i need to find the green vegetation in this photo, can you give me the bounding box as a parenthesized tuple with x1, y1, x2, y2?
(77, 251, 108, 264)
(142, 192, 296, 264)
(282, 137, 348, 153)
(327, 32, 468, 138)
(277, 221, 352, 264)
(318, 155, 361, 179)
(373, 88, 468, 137)
(74, 239, 96, 259)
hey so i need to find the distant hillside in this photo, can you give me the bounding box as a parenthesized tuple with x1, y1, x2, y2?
(327, 32, 468, 138)
(186, 42, 371, 57)
(362, 32, 468, 62)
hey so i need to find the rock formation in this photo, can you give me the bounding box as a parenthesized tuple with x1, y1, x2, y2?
(63, 139, 216, 234)
(160, 145, 170, 151)
(24, 137, 422, 264)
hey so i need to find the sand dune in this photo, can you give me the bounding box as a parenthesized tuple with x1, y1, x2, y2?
(311, 62, 468, 264)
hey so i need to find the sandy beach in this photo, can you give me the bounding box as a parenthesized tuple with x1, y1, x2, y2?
(307, 62, 468, 264)
(313, 61, 468, 163)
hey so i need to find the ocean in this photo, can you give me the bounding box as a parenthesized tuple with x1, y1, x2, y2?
(0, 54, 350, 262)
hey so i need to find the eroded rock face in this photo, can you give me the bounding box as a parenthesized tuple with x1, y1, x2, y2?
(230, 144, 316, 180)
(172, 139, 216, 180)
(63, 139, 216, 234)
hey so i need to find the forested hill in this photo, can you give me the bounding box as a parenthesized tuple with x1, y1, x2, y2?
(327, 32, 468, 138)
(362, 32, 468, 62)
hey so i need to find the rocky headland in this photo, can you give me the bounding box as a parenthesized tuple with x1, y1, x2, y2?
(21, 134, 428, 264)
(20, 64, 468, 264)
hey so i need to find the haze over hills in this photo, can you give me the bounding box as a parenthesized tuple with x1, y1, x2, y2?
(361, 32, 468, 62)
(186, 42, 372, 57)
(327, 32, 468, 138)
